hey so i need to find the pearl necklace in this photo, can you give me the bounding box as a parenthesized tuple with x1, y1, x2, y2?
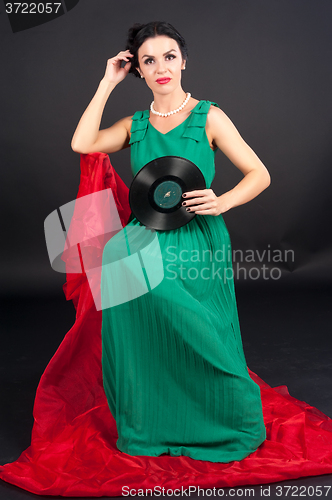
(150, 92, 191, 118)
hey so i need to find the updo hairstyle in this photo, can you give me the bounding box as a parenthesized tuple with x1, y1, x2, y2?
(125, 21, 189, 78)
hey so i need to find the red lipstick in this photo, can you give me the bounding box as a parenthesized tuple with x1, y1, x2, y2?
(156, 78, 171, 84)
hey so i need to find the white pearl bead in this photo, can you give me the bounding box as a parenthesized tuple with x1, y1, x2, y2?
(150, 93, 191, 117)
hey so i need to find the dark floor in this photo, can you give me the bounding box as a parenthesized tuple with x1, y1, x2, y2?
(1, 280, 332, 499)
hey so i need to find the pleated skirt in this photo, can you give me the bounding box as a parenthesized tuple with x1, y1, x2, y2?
(100, 212, 266, 463)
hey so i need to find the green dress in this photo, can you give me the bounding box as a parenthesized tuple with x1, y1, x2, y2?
(100, 100, 266, 463)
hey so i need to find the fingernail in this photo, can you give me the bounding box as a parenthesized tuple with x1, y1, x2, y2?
(182, 202, 186, 206)
(182, 194, 187, 197)
(186, 208, 191, 211)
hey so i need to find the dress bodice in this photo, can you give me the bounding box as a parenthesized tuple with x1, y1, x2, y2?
(128, 100, 220, 189)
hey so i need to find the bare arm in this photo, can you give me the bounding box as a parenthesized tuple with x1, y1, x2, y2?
(207, 106, 271, 212)
(71, 50, 134, 154)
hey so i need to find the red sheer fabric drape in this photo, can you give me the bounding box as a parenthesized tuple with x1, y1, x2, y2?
(1, 152, 332, 497)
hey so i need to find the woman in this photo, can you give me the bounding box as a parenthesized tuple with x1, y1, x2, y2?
(72, 21, 270, 462)
(2, 20, 332, 498)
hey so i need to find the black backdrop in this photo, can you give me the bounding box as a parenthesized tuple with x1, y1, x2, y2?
(1, 0, 332, 296)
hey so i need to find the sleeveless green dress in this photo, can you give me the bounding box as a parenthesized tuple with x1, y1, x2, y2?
(100, 100, 266, 463)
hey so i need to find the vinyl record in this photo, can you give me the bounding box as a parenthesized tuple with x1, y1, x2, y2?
(129, 156, 206, 230)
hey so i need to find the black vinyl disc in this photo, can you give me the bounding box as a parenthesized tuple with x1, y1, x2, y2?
(129, 156, 206, 230)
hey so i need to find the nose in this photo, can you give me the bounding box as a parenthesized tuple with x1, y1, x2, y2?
(156, 61, 167, 74)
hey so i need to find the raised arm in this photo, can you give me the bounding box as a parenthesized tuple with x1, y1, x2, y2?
(206, 105, 271, 213)
(71, 50, 134, 155)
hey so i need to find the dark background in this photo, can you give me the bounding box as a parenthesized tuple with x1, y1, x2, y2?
(1, 1, 332, 497)
(1, 0, 332, 295)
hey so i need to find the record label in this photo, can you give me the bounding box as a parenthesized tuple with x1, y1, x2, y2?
(152, 179, 183, 209)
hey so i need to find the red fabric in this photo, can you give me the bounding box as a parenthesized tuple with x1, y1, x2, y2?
(1, 152, 332, 496)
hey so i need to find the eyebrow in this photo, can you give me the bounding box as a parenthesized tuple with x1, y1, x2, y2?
(142, 49, 177, 59)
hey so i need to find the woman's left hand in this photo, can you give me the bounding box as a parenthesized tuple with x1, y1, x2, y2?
(182, 189, 229, 216)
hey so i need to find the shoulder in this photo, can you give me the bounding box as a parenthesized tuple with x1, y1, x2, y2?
(206, 102, 227, 123)
(125, 110, 150, 144)
(118, 114, 136, 135)
(126, 109, 150, 125)
(206, 103, 238, 136)
(205, 101, 239, 151)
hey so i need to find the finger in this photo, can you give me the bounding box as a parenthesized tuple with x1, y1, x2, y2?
(185, 204, 201, 212)
(116, 55, 130, 62)
(182, 190, 206, 198)
(112, 54, 131, 62)
(192, 205, 214, 214)
(194, 210, 213, 215)
(185, 201, 213, 211)
(183, 197, 208, 207)
(118, 51, 133, 58)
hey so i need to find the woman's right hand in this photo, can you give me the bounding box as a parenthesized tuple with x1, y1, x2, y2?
(103, 50, 134, 86)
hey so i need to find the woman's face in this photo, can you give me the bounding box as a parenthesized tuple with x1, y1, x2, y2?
(136, 35, 186, 94)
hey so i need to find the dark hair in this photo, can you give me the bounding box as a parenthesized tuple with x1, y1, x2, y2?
(125, 21, 189, 78)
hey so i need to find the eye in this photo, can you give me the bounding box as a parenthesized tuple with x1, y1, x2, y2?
(144, 58, 154, 65)
(166, 54, 176, 61)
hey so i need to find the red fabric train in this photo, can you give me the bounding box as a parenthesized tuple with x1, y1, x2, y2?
(1, 152, 332, 497)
